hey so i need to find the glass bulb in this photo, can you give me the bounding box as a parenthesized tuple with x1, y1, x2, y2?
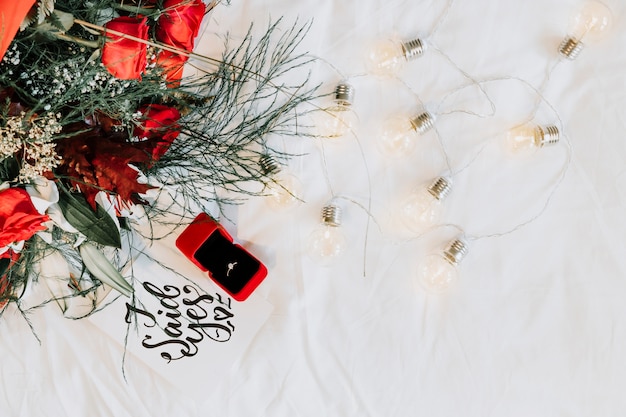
(559, 1, 613, 59)
(366, 38, 426, 76)
(316, 83, 358, 139)
(505, 124, 560, 154)
(377, 111, 435, 158)
(266, 171, 303, 209)
(317, 104, 359, 139)
(306, 204, 347, 266)
(307, 224, 347, 266)
(378, 116, 418, 157)
(259, 155, 303, 209)
(416, 253, 459, 294)
(415, 237, 468, 294)
(400, 177, 451, 234)
(569, 1, 613, 42)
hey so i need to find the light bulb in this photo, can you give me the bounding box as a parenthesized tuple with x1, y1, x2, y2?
(505, 124, 560, 154)
(415, 237, 468, 294)
(317, 83, 358, 139)
(400, 176, 452, 234)
(378, 111, 435, 158)
(259, 155, 303, 209)
(559, 1, 613, 59)
(366, 38, 427, 76)
(306, 204, 347, 266)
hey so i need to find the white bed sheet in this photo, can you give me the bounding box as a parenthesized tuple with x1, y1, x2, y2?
(2, 0, 626, 415)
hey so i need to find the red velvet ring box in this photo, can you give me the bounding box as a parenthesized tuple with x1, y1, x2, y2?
(175, 213, 268, 301)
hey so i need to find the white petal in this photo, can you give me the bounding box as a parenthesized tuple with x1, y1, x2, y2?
(26, 177, 59, 215)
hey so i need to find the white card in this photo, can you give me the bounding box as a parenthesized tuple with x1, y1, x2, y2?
(88, 227, 273, 400)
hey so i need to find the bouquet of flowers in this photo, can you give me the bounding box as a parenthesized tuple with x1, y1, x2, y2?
(0, 0, 315, 316)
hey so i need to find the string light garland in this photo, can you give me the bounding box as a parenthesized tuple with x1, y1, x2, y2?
(303, 0, 586, 293)
(302, 0, 464, 275)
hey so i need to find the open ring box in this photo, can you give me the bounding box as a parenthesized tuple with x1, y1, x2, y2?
(175, 213, 268, 301)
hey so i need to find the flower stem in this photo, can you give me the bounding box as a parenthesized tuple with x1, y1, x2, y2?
(74, 19, 265, 81)
(112, 4, 157, 16)
(53, 32, 99, 49)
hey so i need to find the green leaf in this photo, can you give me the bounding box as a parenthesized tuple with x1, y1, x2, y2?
(0, 157, 19, 182)
(80, 242, 133, 298)
(37, 10, 75, 33)
(57, 191, 122, 248)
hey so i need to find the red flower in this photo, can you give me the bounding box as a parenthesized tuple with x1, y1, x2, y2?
(54, 133, 155, 210)
(134, 104, 181, 162)
(156, 50, 188, 86)
(102, 16, 150, 80)
(0, 188, 49, 248)
(156, 0, 206, 52)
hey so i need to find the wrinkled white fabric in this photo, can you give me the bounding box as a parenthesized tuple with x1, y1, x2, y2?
(2, 0, 626, 416)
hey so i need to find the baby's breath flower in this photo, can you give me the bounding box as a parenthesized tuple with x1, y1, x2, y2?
(0, 112, 62, 183)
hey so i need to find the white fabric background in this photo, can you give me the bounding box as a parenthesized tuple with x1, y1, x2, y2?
(2, 0, 626, 415)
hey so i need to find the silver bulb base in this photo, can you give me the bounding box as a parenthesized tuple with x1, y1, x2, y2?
(559, 37, 584, 60)
(259, 154, 281, 175)
(410, 111, 435, 134)
(334, 83, 355, 106)
(321, 204, 342, 227)
(536, 125, 560, 147)
(402, 38, 426, 61)
(427, 176, 452, 200)
(443, 238, 468, 266)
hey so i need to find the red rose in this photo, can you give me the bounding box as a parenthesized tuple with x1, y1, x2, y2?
(156, 0, 206, 52)
(102, 16, 150, 80)
(156, 50, 188, 86)
(0, 188, 49, 248)
(134, 104, 181, 162)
